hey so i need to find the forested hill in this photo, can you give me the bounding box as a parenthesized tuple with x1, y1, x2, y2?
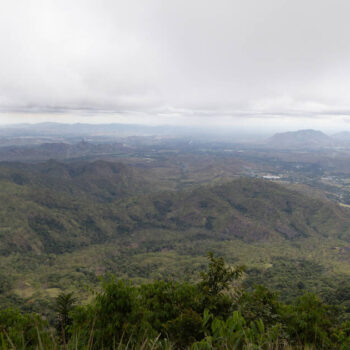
(0, 160, 151, 201)
(1, 161, 350, 256)
(1, 160, 350, 312)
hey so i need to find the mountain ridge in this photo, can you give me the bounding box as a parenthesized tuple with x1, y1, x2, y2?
(1, 160, 350, 305)
(266, 129, 337, 149)
(1, 162, 349, 255)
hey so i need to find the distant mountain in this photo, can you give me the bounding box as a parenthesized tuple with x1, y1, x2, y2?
(267, 129, 336, 149)
(0, 122, 233, 140)
(0, 141, 132, 161)
(333, 131, 350, 142)
(0, 122, 164, 137)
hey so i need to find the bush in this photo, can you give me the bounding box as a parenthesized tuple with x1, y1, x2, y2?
(0, 308, 52, 349)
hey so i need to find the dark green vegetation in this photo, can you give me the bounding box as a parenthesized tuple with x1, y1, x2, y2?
(2, 253, 350, 349)
(1, 159, 350, 315)
(2, 136, 350, 348)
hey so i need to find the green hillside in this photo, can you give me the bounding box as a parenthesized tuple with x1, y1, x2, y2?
(1, 160, 350, 311)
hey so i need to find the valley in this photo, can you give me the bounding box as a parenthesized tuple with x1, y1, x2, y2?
(2, 127, 350, 318)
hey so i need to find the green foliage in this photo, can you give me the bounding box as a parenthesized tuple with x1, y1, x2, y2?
(71, 278, 150, 349)
(140, 280, 201, 334)
(0, 273, 11, 295)
(3, 156, 350, 348)
(237, 285, 282, 327)
(192, 311, 284, 350)
(2, 254, 350, 348)
(0, 308, 53, 349)
(197, 252, 244, 319)
(244, 257, 329, 302)
(2, 161, 350, 312)
(282, 293, 338, 348)
(165, 309, 203, 347)
(53, 292, 76, 344)
(198, 252, 244, 296)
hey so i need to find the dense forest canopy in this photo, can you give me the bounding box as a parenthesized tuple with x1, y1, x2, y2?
(2, 253, 350, 349)
(2, 135, 350, 348)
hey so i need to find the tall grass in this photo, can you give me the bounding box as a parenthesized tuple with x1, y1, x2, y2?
(0, 326, 325, 350)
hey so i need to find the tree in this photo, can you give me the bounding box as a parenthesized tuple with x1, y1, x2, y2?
(283, 293, 336, 347)
(237, 285, 282, 327)
(198, 252, 244, 318)
(198, 252, 244, 296)
(54, 292, 76, 345)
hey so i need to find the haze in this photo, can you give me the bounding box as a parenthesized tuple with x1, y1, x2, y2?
(1, 0, 350, 133)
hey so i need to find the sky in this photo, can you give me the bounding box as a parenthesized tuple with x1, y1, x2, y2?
(1, 0, 350, 132)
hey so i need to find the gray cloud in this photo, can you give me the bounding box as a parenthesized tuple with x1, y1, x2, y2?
(1, 0, 350, 129)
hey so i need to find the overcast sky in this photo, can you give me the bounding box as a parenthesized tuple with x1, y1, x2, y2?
(1, 0, 350, 132)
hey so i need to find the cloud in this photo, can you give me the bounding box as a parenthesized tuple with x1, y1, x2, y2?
(1, 0, 350, 128)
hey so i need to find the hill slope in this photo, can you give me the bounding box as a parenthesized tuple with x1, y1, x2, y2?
(267, 129, 336, 149)
(1, 164, 349, 255)
(1, 161, 350, 307)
